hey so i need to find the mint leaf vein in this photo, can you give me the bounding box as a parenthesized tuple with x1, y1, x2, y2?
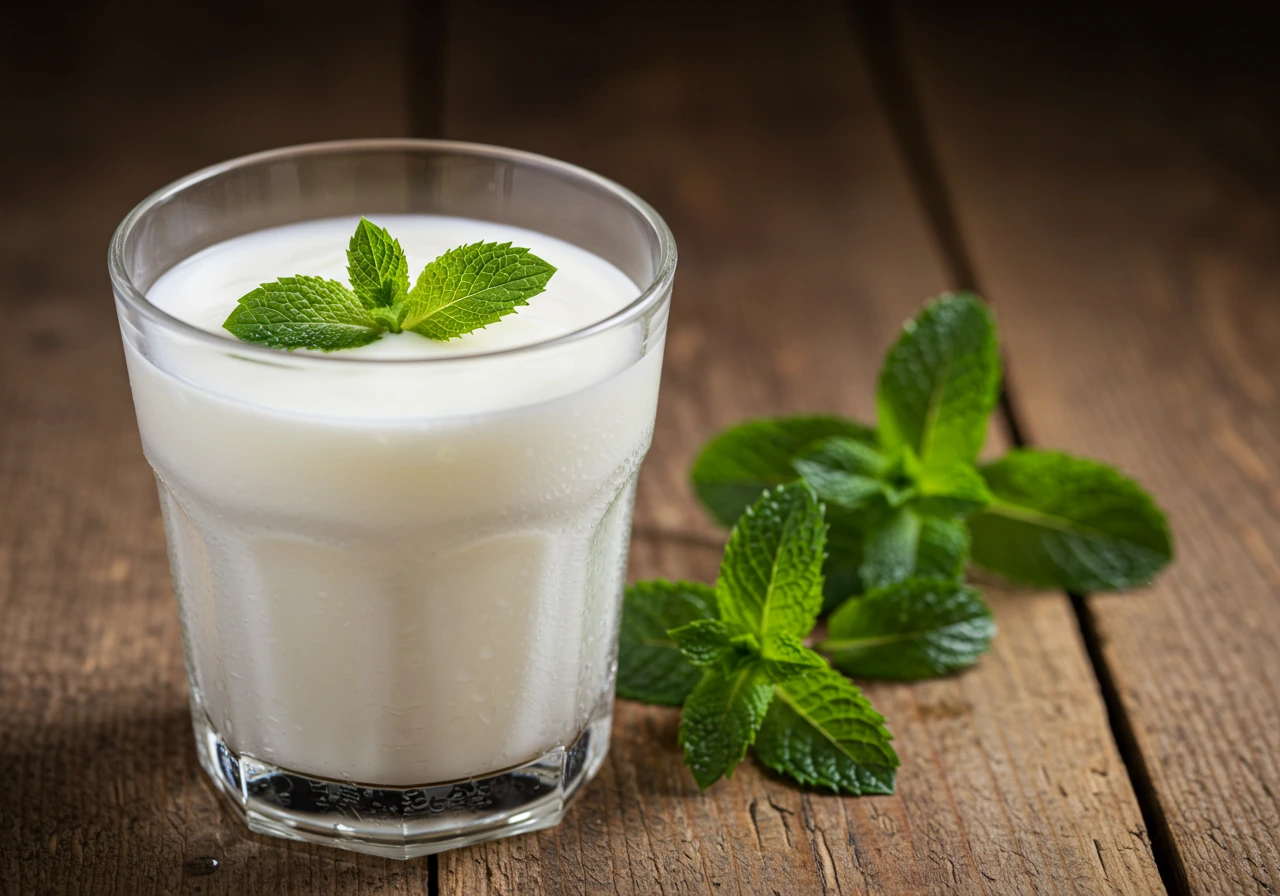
(717, 483, 826, 640)
(617, 580, 719, 706)
(402, 241, 556, 340)
(222, 276, 383, 351)
(347, 217, 410, 311)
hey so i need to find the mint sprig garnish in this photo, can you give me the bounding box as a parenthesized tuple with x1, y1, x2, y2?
(620, 483, 899, 792)
(223, 218, 556, 351)
(678, 483, 836, 788)
(620, 291, 1172, 797)
(687, 292, 1171, 600)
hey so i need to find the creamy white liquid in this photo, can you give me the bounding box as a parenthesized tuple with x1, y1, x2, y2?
(124, 216, 665, 784)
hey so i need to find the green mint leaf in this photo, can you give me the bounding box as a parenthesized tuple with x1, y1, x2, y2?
(716, 483, 826, 640)
(222, 276, 383, 351)
(969, 449, 1173, 592)
(876, 293, 1000, 468)
(858, 508, 969, 591)
(822, 578, 995, 680)
(346, 217, 409, 310)
(401, 241, 555, 340)
(859, 509, 920, 588)
(669, 619, 733, 667)
(617, 580, 718, 705)
(793, 438, 926, 515)
(879, 445, 923, 507)
(822, 509, 870, 610)
(793, 437, 889, 511)
(915, 461, 994, 516)
(722, 633, 766, 674)
(678, 664, 774, 789)
(692, 416, 877, 526)
(759, 632, 829, 681)
(912, 515, 970, 580)
(754, 666, 898, 794)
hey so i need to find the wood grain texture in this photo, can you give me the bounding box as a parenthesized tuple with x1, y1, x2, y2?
(0, 3, 421, 893)
(899, 5, 1280, 892)
(439, 2, 1163, 893)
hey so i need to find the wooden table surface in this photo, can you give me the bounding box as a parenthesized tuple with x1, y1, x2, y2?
(2, 2, 1277, 893)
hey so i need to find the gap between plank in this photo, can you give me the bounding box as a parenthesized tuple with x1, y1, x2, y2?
(1071, 593, 1191, 894)
(842, 1, 1184, 892)
(406, 5, 449, 892)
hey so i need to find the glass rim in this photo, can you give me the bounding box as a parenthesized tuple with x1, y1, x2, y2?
(107, 138, 677, 366)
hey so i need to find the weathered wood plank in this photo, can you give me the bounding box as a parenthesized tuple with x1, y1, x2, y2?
(0, 3, 425, 894)
(899, 4, 1280, 892)
(439, 2, 1163, 893)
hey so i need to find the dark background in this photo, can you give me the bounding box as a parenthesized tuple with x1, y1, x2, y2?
(4, 1, 1279, 303)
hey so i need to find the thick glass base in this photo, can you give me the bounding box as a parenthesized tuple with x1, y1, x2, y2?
(192, 708, 611, 859)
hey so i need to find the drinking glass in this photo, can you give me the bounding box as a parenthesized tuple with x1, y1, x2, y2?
(108, 140, 675, 858)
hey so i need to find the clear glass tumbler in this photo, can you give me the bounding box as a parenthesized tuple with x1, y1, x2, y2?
(108, 140, 675, 858)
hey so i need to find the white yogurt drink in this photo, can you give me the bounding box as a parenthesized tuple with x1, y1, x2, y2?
(110, 142, 674, 858)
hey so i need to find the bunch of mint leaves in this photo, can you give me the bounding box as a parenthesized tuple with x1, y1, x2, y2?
(223, 218, 555, 351)
(617, 292, 1172, 794)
